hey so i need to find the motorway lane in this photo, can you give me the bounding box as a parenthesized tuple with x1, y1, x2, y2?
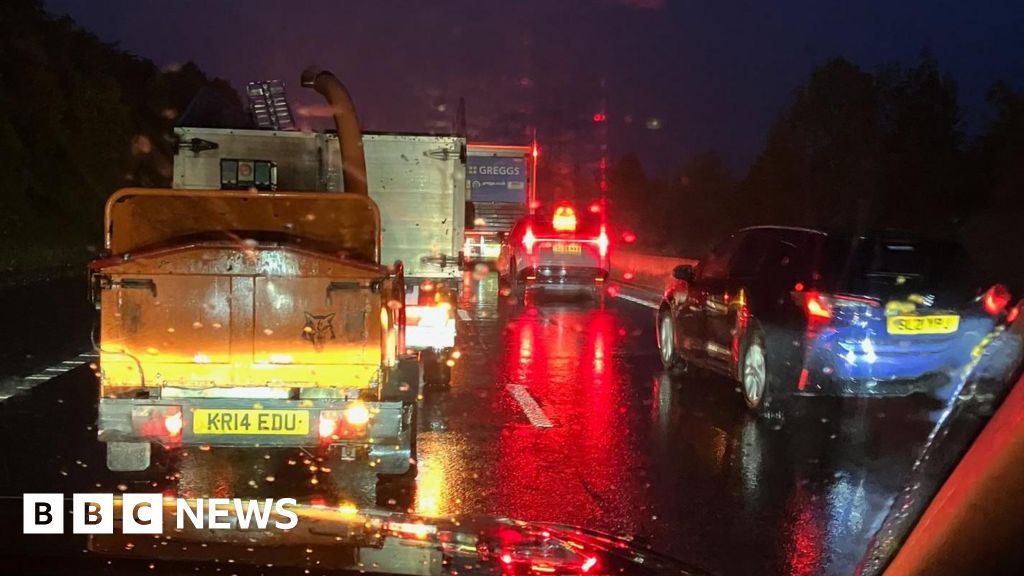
(0, 273, 941, 575)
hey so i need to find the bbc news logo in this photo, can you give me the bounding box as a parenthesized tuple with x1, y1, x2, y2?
(23, 494, 299, 534)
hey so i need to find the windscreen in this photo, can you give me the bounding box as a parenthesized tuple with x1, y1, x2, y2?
(3, 3, 1024, 576)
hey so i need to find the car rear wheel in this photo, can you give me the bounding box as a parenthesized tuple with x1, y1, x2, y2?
(421, 349, 452, 388)
(592, 284, 606, 307)
(658, 310, 684, 371)
(741, 335, 769, 411)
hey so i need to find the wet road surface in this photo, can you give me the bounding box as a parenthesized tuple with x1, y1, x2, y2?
(0, 273, 944, 575)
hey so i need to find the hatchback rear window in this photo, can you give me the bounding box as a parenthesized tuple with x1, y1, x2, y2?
(528, 204, 604, 236)
(822, 235, 984, 302)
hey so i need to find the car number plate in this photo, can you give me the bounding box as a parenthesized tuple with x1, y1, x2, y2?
(886, 314, 960, 335)
(193, 409, 309, 435)
(552, 243, 582, 254)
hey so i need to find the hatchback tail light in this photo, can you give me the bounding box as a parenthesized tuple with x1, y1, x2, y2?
(804, 292, 832, 320)
(983, 284, 1012, 316)
(802, 292, 880, 324)
(1007, 300, 1022, 324)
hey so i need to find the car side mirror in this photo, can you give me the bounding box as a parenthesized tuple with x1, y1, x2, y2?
(672, 264, 693, 282)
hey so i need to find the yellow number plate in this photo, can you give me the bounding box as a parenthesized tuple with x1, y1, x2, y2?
(886, 315, 960, 335)
(193, 409, 309, 435)
(552, 243, 582, 254)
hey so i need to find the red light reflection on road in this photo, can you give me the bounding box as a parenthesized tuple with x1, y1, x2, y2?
(494, 306, 648, 533)
(785, 482, 823, 576)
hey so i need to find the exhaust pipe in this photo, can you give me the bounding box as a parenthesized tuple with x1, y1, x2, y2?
(301, 68, 368, 196)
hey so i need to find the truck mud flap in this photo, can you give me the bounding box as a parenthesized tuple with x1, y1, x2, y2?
(106, 441, 151, 472)
(382, 355, 420, 402)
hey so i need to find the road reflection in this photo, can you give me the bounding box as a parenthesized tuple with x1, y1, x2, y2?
(647, 363, 941, 574)
(27, 271, 968, 575)
(492, 293, 652, 536)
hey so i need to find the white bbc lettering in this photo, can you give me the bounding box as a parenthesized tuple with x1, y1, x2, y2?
(233, 499, 273, 529)
(207, 498, 232, 529)
(176, 498, 204, 529)
(23, 494, 301, 534)
(122, 493, 163, 534)
(274, 498, 298, 529)
(23, 494, 63, 534)
(72, 493, 113, 534)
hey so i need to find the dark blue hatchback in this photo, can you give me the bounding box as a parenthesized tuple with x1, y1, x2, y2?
(657, 226, 1014, 412)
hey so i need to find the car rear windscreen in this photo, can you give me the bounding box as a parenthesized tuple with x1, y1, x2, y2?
(823, 235, 985, 304)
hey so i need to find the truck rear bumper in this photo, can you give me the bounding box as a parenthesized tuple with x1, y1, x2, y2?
(97, 397, 406, 449)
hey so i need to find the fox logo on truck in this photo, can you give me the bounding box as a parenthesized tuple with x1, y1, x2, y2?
(302, 312, 336, 351)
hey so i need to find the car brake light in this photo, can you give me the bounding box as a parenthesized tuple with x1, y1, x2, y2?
(1007, 301, 1021, 324)
(597, 226, 609, 258)
(164, 410, 183, 438)
(581, 557, 598, 573)
(522, 225, 536, 254)
(552, 206, 577, 232)
(805, 292, 832, 320)
(983, 284, 1011, 316)
(406, 303, 453, 327)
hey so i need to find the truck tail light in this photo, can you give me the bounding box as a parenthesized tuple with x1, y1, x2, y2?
(319, 404, 369, 442)
(597, 226, 609, 259)
(344, 402, 370, 426)
(164, 410, 183, 438)
(522, 225, 536, 254)
(134, 406, 183, 439)
(319, 410, 340, 440)
(983, 284, 1011, 316)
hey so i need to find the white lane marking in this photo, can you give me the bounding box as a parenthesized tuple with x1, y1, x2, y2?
(457, 309, 472, 322)
(615, 293, 659, 309)
(506, 384, 554, 428)
(0, 353, 96, 404)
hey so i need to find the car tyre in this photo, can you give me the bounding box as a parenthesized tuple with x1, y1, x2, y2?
(658, 308, 685, 372)
(421, 349, 452, 389)
(592, 284, 607, 308)
(741, 331, 782, 417)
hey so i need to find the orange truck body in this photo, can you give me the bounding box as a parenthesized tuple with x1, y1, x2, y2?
(90, 188, 418, 474)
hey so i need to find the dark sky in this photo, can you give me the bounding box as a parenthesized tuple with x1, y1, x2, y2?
(44, 0, 1024, 175)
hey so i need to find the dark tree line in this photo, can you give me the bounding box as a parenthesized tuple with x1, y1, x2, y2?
(611, 55, 1024, 287)
(0, 0, 242, 271)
